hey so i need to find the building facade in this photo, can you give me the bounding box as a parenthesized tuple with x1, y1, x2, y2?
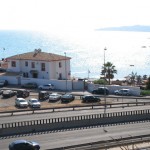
(6, 49, 71, 80)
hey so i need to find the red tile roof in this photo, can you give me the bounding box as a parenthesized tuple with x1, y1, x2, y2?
(7, 51, 71, 62)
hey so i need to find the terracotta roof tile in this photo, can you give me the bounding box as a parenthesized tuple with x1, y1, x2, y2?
(7, 51, 71, 62)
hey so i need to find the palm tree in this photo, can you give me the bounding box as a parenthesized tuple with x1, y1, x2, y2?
(129, 72, 137, 86)
(101, 62, 117, 85)
(136, 75, 142, 85)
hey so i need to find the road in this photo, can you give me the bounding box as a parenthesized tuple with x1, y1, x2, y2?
(1, 105, 150, 124)
(0, 122, 150, 150)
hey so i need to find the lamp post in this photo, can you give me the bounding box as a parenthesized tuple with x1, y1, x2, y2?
(130, 65, 134, 86)
(64, 52, 67, 92)
(103, 47, 107, 132)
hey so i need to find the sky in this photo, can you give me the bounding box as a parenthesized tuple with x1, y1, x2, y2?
(0, 0, 150, 32)
(0, 0, 150, 79)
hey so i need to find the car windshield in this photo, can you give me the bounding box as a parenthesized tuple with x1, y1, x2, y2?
(50, 93, 58, 96)
(31, 100, 38, 102)
(19, 100, 26, 102)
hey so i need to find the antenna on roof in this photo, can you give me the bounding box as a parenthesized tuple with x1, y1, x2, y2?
(33, 48, 42, 57)
(34, 48, 41, 53)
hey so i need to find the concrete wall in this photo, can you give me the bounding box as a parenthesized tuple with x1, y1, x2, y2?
(88, 83, 141, 96)
(0, 76, 84, 91)
(0, 109, 149, 136)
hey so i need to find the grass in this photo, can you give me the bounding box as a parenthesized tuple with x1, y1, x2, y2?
(140, 89, 150, 96)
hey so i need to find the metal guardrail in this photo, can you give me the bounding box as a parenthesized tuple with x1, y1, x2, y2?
(0, 101, 150, 117)
(45, 134, 150, 150)
(1, 109, 150, 129)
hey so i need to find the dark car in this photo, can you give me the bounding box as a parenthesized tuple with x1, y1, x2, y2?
(82, 95, 100, 103)
(0, 89, 3, 95)
(2, 90, 16, 98)
(38, 91, 49, 100)
(0, 79, 8, 87)
(61, 93, 75, 103)
(16, 89, 30, 98)
(21, 82, 37, 89)
(9, 139, 40, 150)
(92, 87, 109, 95)
(0, 68, 6, 72)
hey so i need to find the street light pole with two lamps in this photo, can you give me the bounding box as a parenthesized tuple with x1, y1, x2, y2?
(64, 52, 67, 92)
(103, 47, 107, 132)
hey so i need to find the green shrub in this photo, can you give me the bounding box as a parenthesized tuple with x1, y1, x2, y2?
(140, 90, 150, 96)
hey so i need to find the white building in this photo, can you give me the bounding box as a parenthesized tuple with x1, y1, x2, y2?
(6, 49, 71, 80)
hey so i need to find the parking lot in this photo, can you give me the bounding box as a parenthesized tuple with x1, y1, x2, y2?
(0, 86, 103, 112)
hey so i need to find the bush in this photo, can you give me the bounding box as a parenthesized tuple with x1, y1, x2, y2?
(93, 79, 107, 85)
(140, 90, 150, 96)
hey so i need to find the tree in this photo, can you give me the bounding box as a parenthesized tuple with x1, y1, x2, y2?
(146, 77, 150, 89)
(101, 62, 117, 85)
(143, 75, 148, 80)
(93, 78, 107, 85)
(136, 75, 142, 85)
(129, 72, 137, 86)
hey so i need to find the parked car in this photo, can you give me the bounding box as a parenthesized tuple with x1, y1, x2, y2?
(21, 82, 38, 89)
(9, 139, 40, 150)
(49, 93, 62, 102)
(28, 98, 41, 108)
(0, 79, 8, 87)
(38, 84, 54, 90)
(0, 68, 6, 72)
(15, 98, 28, 108)
(92, 87, 109, 95)
(61, 93, 75, 103)
(82, 95, 100, 103)
(114, 88, 131, 96)
(0, 89, 3, 95)
(38, 91, 49, 100)
(16, 89, 30, 98)
(2, 90, 16, 98)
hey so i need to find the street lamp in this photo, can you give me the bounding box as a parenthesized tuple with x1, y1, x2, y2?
(130, 65, 134, 86)
(64, 52, 67, 92)
(103, 47, 107, 132)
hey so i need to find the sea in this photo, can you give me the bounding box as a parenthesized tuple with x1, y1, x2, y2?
(0, 30, 150, 80)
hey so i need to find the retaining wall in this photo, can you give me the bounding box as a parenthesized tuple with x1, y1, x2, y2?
(0, 109, 150, 136)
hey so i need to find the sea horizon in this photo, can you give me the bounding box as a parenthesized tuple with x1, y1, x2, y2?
(0, 29, 149, 80)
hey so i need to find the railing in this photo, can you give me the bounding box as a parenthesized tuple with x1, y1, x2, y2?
(0, 101, 150, 117)
(45, 134, 150, 150)
(1, 109, 150, 129)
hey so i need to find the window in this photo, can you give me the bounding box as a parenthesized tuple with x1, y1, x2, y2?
(11, 61, 16, 67)
(25, 61, 28, 67)
(41, 63, 45, 71)
(31, 62, 35, 68)
(59, 62, 62, 68)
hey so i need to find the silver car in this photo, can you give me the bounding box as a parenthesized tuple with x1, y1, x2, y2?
(114, 89, 131, 96)
(28, 98, 41, 108)
(38, 84, 54, 90)
(49, 93, 61, 102)
(15, 98, 28, 108)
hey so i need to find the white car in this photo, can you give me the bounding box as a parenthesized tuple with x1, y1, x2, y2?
(114, 89, 131, 96)
(38, 84, 54, 90)
(28, 98, 41, 108)
(15, 98, 28, 108)
(49, 93, 62, 102)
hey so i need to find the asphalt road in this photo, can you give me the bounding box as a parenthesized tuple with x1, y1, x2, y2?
(1, 122, 150, 150)
(1, 105, 150, 124)
(0, 105, 149, 124)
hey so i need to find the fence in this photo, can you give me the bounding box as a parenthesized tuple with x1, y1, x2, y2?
(1, 109, 150, 136)
(0, 101, 150, 117)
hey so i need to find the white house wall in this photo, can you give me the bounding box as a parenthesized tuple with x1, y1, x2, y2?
(7, 59, 71, 80)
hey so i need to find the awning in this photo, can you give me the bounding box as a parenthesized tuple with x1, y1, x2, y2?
(30, 70, 38, 74)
